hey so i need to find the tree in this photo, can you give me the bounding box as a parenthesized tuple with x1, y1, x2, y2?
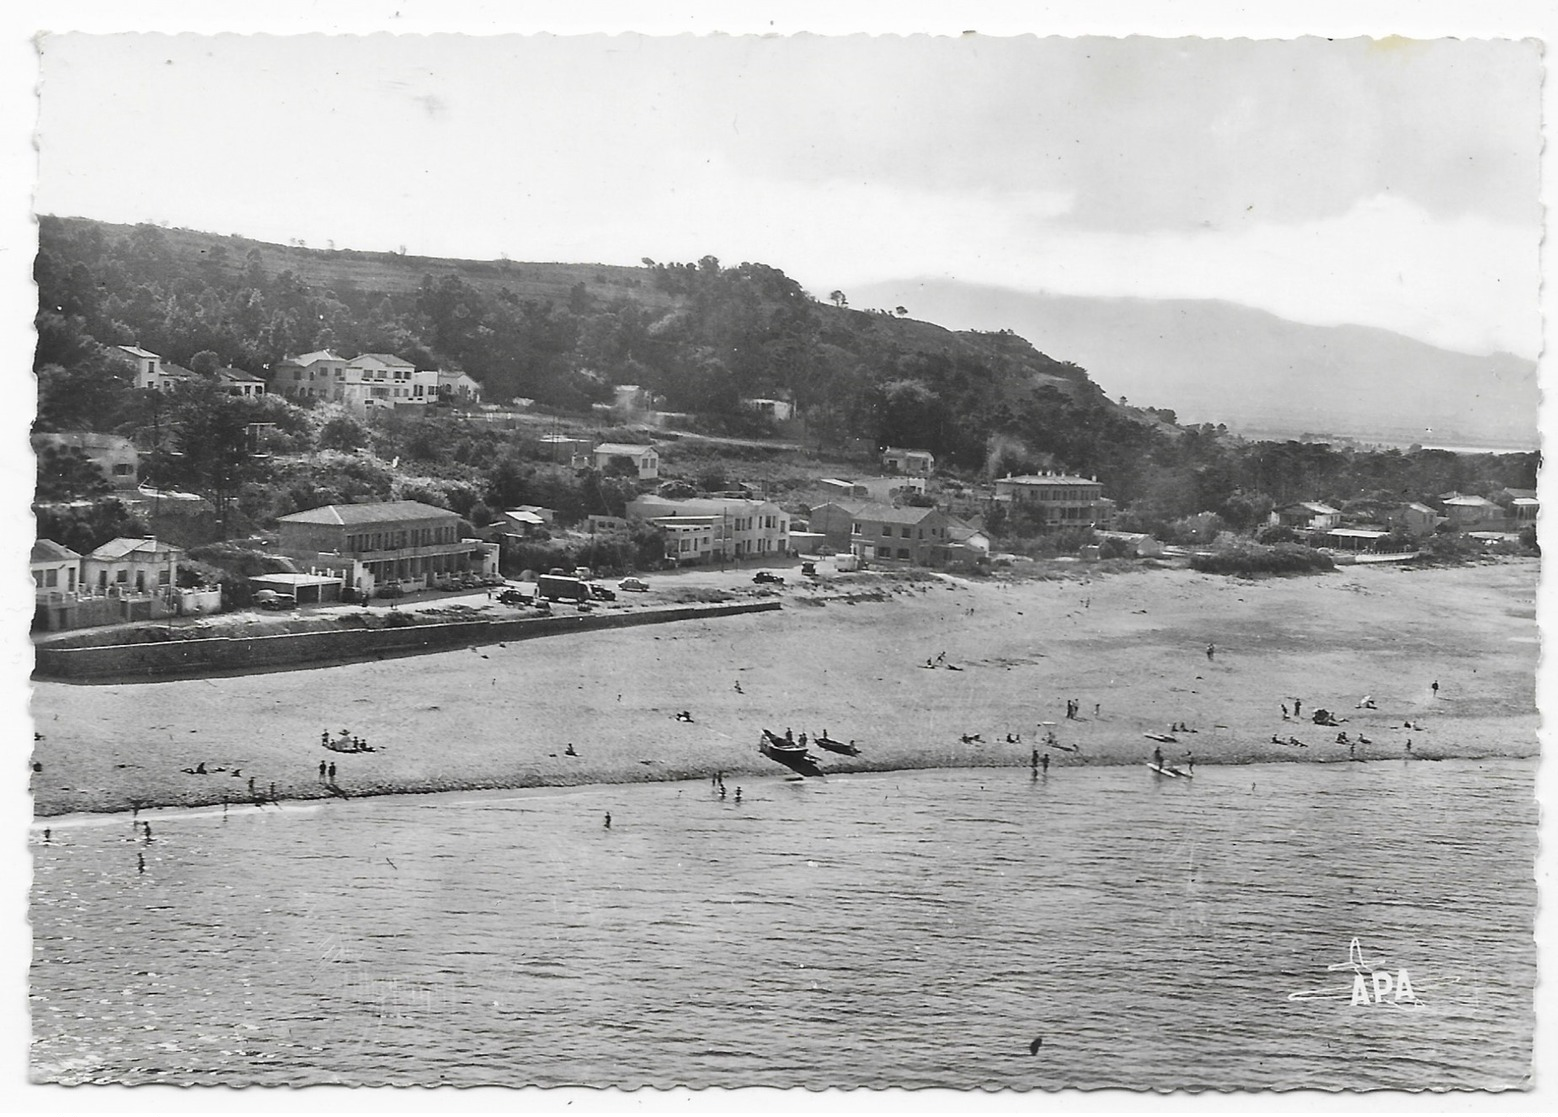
(35, 443, 111, 501)
(189, 350, 222, 375)
(159, 381, 271, 533)
(318, 414, 369, 452)
(829, 290, 848, 308)
(35, 498, 148, 555)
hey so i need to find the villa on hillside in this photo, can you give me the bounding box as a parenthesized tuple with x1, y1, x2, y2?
(594, 443, 660, 480)
(33, 431, 141, 490)
(881, 447, 936, 475)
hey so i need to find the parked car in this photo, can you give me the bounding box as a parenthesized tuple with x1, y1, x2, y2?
(496, 588, 533, 606)
(589, 584, 617, 602)
(800, 561, 817, 577)
(753, 571, 785, 585)
(618, 577, 650, 592)
(253, 589, 295, 610)
(375, 583, 406, 599)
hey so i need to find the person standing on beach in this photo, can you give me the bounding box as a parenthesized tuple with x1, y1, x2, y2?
(1153, 745, 1164, 769)
(1431, 679, 1440, 699)
(319, 760, 327, 781)
(734, 788, 742, 804)
(1041, 753, 1050, 774)
(43, 828, 51, 843)
(1031, 747, 1039, 769)
(1186, 752, 1195, 775)
(1206, 642, 1216, 662)
(327, 762, 336, 782)
(1293, 698, 1302, 719)
(604, 812, 611, 829)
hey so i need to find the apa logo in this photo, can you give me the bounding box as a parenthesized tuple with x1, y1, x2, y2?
(1350, 968, 1417, 1006)
(1288, 938, 1424, 1009)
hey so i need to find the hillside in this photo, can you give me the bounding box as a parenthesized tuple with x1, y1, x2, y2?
(850, 279, 1540, 450)
(37, 216, 1109, 472)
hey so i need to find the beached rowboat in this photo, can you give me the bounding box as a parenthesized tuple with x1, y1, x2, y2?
(759, 731, 826, 777)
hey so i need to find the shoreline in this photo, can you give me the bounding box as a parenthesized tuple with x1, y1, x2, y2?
(31, 560, 1538, 821)
(30, 735, 1535, 820)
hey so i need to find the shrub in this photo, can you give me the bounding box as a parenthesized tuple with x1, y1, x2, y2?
(1190, 541, 1334, 576)
(1257, 525, 1300, 545)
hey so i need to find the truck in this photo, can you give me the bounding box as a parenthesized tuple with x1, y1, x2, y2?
(537, 574, 591, 603)
(833, 553, 861, 572)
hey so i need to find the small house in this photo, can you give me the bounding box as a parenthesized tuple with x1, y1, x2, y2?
(594, 443, 660, 480)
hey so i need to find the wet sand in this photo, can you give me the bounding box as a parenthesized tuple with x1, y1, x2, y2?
(29, 560, 1539, 817)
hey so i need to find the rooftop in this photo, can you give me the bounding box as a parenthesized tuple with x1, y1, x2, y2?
(88, 537, 182, 560)
(215, 367, 266, 383)
(281, 349, 347, 367)
(278, 500, 459, 526)
(31, 539, 81, 563)
(998, 473, 1103, 487)
(850, 502, 943, 526)
(595, 442, 656, 456)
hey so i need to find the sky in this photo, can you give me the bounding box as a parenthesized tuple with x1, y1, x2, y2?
(30, 29, 1543, 359)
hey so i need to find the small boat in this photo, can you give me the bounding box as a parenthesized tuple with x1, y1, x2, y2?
(813, 736, 860, 756)
(759, 731, 825, 777)
(1147, 763, 1180, 777)
(1144, 733, 1178, 744)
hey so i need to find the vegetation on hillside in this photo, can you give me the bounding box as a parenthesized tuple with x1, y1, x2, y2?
(32, 217, 1540, 567)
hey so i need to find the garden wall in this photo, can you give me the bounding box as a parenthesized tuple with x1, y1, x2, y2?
(34, 600, 781, 682)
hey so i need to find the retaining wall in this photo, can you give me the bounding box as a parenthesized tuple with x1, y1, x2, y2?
(33, 600, 781, 683)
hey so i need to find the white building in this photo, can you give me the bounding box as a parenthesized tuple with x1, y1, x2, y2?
(271, 349, 350, 402)
(627, 494, 789, 560)
(594, 443, 660, 480)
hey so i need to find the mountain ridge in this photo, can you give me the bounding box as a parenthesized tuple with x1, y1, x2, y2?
(849, 278, 1540, 449)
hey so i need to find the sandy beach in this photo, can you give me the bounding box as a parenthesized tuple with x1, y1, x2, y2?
(28, 559, 1539, 818)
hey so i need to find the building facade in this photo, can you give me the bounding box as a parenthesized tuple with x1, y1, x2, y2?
(214, 367, 267, 397)
(993, 473, 1113, 530)
(83, 537, 182, 596)
(594, 443, 660, 480)
(881, 447, 936, 475)
(847, 504, 957, 565)
(627, 495, 789, 561)
(271, 349, 351, 402)
(1273, 502, 1344, 531)
(277, 500, 496, 597)
(31, 539, 81, 598)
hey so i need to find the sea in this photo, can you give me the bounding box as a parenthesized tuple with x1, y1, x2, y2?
(30, 757, 1536, 1091)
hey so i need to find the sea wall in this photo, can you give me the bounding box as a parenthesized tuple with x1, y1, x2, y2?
(33, 600, 781, 683)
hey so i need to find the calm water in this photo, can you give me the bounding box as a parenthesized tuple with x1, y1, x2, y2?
(31, 758, 1535, 1090)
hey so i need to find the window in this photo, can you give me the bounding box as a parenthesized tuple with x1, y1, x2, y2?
(159, 569, 170, 585)
(45, 569, 58, 587)
(116, 569, 128, 583)
(881, 525, 891, 536)
(113, 463, 134, 476)
(897, 548, 911, 560)
(67, 569, 75, 591)
(876, 546, 891, 558)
